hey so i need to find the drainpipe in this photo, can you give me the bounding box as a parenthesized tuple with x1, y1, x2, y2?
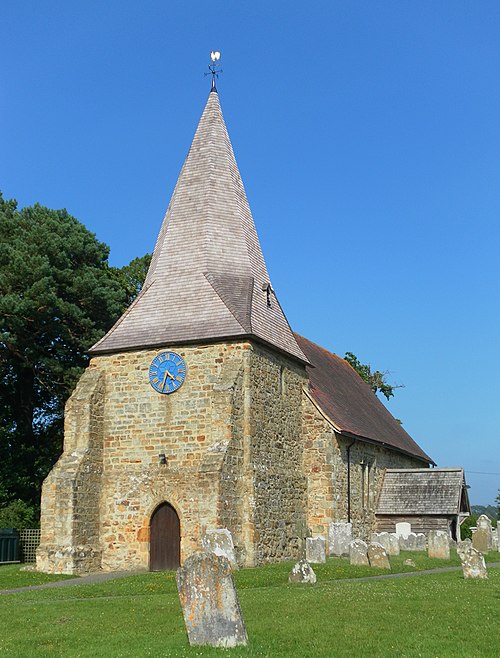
(346, 440, 356, 523)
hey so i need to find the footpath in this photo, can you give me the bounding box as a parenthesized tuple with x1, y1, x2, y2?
(1, 562, 499, 596)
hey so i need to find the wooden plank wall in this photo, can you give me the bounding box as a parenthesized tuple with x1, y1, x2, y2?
(375, 515, 452, 535)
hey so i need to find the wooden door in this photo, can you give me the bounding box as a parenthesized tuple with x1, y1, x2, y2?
(149, 502, 180, 571)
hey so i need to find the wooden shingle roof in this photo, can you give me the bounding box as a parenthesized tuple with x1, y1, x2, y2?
(376, 468, 469, 515)
(90, 90, 307, 363)
(295, 334, 433, 463)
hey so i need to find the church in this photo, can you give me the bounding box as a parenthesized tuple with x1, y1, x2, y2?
(37, 77, 437, 575)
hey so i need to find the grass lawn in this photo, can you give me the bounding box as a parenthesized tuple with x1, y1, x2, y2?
(0, 565, 74, 589)
(0, 553, 499, 657)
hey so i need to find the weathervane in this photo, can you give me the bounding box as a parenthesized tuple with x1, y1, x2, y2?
(206, 51, 222, 91)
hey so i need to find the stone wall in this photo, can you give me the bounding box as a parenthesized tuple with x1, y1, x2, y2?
(249, 344, 308, 564)
(96, 342, 249, 571)
(38, 338, 309, 573)
(302, 394, 424, 541)
(37, 368, 105, 574)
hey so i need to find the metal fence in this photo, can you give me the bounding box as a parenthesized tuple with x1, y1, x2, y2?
(19, 528, 41, 563)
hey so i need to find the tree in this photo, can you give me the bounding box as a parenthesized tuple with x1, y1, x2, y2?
(111, 253, 151, 306)
(0, 193, 128, 515)
(344, 352, 404, 401)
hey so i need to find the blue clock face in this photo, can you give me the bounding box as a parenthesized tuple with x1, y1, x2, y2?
(149, 352, 186, 394)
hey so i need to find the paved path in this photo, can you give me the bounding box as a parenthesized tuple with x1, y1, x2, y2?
(1, 562, 499, 596)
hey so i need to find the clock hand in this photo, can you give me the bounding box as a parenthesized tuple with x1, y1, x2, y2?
(162, 370, 169, 391)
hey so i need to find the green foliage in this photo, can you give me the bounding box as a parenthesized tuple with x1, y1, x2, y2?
(0, 193, 130, 514)
(460, 513, 478, 540)
(110, 253, 151, 307)
(0, 499, 37, 529)
(344, 352, 403, 400)
(471, 504, 498, 527)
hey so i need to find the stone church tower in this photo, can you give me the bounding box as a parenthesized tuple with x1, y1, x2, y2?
(37, 87, 311, 574)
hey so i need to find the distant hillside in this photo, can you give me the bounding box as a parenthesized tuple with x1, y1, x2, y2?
(471, 504, 497, 520)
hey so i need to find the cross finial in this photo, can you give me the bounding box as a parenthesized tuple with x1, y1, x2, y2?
(206, 51, 222, 92)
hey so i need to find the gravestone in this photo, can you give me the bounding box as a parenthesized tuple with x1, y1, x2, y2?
(494, 526, 500, 551)
(403, 558, 416, 568)
(367, 542, 391, 569)
(176, 552, 248, 647)
(458, 545, 488, 579)
(395, 522, 412, 539)
(371, 532, 400, 556)
(457, 538, 472, 561)
(349, 539, 369, 566)
(427, 530, 450, 559)
(289, 559, 317, 584)
(399, 532, 426, 552)
(306, 536, 326, 563)
(295, 518, 311, 559)
(201, 528, 237, 568)
(472, 515, 493, 553)
(328, 522, 352, 556)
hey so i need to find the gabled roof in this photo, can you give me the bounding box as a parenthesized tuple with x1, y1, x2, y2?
(376, 468, 470, 515)
(295, 334, 433, 464)
(90, 90, 307, 363)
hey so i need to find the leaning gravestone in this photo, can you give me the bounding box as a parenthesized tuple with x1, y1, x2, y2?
(349, 539, 369, 566)
(305, 536, 326, 563)
(176, 552, 248, 647)
(428, 530, 450, 559)
(328, 522, 352, 556)
(371, 532, 400, 556)
(201, 528, 237, 568)
(395, 522, 412, 539)
(289, 559, 317, 584)
(472, 515, 493, 553)
(367, 542, 391, 570)
(458, 545, 488, 579)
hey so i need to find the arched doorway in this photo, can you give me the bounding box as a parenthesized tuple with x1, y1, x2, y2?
(149, 502, 181, 571)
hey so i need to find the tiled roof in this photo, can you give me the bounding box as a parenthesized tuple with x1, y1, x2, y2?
(376, 468, 470, 515)
(295, 334, 433, 463)
(90, 90, 307, 363)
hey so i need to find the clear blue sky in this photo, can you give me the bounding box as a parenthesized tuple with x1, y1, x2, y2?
(2, 1, 499, 504)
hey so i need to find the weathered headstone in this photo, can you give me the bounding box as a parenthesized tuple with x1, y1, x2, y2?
(494, 526, 500, 551)
(395, 522, 412, 539)
(472, 515, 493, 553)
(288, 559, 317, 584)
(201, 528, 237, 568)
(328, 522, 352, 556)
(349, 539, 369, 566)
(428, 530, 450, 559)
(367, 542, 391, 569)
(305, 536, 326, 563)
(399, 532, 426, 552)
(457, 538, 472, 559)
(458, 545, 488, 579)
(176, 552, 248, 647)
(371, 532, 400, 556)
(295, 519, 312, 559)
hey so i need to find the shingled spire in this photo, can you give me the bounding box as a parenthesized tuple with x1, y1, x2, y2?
(90, 90, 307, 363)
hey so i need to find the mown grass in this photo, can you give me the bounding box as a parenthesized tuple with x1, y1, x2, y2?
(0, 564, 74, 589)
(1, 554, 499, 657)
